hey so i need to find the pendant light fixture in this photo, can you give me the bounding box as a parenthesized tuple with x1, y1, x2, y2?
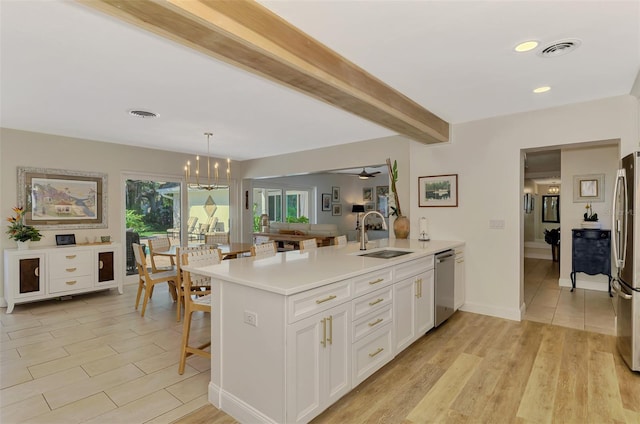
(184, 132, 230, 190)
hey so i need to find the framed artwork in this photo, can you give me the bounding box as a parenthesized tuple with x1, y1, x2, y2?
(362, 187, 373, 202)
(364, 202, 375, 212)
(332, 186, 340, 203)
(418, 174, 458, 207)
(18, 167, 107, 229)
(332, 203, 342, 216)
(321, 193, 331, 211)
(375, 185, 389, 217)
(573, 174, 604, 202)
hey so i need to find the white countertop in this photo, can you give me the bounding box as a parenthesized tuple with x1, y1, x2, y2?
(183, 238, 463, 296)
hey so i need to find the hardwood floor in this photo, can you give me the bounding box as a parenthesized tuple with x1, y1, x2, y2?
(2, 271, 638, 423)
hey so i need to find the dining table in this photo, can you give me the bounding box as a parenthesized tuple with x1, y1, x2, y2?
(151, 242, 254, 261)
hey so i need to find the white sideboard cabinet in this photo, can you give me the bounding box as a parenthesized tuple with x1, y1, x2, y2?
(3, 244, 123, 313)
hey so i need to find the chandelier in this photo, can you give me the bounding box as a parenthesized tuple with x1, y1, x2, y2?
(184, 132, 230, 191)
(548, 185, 560, 194)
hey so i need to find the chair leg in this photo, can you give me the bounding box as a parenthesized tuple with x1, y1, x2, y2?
(179, 309, 193, 375)
(176, 291, 183, 322)
(135, 281, 144, 310)
(141, 283, 152, 317)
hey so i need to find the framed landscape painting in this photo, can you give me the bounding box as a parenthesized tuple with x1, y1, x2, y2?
(18, 167, 108, 229)
(418, 174, 458, 207)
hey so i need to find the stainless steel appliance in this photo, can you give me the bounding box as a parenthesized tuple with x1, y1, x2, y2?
(435, 250, 455, 327)
(612, 151, 640, 372)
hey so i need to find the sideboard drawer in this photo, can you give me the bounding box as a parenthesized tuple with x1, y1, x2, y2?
(352, 304, 392, 342)
(50, 275, 93, 294)
(352, 322, 393, 386)
(287, 280, 351, 324)
(49, 250, 92, 278)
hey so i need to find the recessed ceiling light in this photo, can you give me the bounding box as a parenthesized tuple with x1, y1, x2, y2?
(128, 109, 158, 118)
(533, 86, 551, 94)
(514, 40, 539, 52)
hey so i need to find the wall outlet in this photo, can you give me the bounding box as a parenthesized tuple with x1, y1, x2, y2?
(244, 310, 258, 327)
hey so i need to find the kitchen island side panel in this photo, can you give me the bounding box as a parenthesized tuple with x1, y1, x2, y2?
(219, 280, 287, 423)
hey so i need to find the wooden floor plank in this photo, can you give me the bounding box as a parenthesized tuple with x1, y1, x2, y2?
(552, 328, 589, 422)
(406, 352, 482, 422)
(588, 350, 627, 423)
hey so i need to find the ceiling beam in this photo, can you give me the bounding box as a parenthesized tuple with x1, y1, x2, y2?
(78, 0, 449, 143)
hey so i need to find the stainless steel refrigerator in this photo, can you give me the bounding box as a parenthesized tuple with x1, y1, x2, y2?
(612, 151, 640, 372)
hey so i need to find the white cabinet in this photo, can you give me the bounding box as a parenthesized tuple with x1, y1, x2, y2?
(454, 247, 465, 310)
(3, 244, 123, 313)
(286, 302, 351, 424)
(393, 268, 434, 353)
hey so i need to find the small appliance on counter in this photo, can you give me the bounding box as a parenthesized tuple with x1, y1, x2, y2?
(418, 217, 430, 241)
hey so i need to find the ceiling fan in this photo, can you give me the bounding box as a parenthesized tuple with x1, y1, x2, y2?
(352, 167, 381, 179)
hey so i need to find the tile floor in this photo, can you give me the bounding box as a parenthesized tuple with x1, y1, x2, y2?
(524, 257, 616, 335)
(0, 283, 211, 424)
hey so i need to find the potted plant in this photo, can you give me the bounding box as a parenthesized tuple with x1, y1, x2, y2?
(386, 158, 409, 238)
(6, 206, 42, 249)
(581, 203, 601, 229)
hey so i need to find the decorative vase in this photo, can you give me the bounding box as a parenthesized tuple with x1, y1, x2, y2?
(16, 240, 30, 250)
(393, 216, 410, 239)
(581, 221, 602, 229)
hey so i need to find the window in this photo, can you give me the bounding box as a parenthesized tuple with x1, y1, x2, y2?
(253, 186, 313, 229)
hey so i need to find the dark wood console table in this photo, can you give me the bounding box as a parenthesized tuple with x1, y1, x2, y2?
(570, 229, 612, 296)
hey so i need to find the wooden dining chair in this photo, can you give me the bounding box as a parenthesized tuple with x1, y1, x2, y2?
(174, 245, 213, 322)
(334, 235, 347, 246)
(299, 238, 317, 251)
(132, 243, 177, 317)
(148, 237, 174, 273)
(251, 241, 277, 257)
(205, 232, 229, 246)
(179, 248, 223, 374)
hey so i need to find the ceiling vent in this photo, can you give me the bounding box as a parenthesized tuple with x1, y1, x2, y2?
(538, 39, 581, 58)
(128, 109, 158, 118)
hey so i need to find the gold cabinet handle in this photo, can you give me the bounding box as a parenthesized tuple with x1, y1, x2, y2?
(419, 278, 422, 298)
(66, 280, 77, 285)
(320, 318, 327, 347)
(456, 258, 464, 263)
(66, 255, 76, 259)
(66, 267, 77, 273)
(415, 280, 420, 298)
(369, 347, 384, 358)
(368, 278, 384, 285)
(368, 318, 383, 327)
(34, 267, 39, 277)
(369, 298, 384, 306)
(99, 260, 104, 269)
(316, 295, 337, 304)
(327, 315, 333, 345)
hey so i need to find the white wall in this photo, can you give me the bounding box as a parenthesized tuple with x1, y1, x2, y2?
(409, 95, 638, 321)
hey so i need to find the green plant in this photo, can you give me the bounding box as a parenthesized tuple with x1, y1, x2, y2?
(6, 207, 42, 242)
(583, 203, 598, 221)
(286, 215, 309, 223)
(253, 203, 261, 232)
(386, 158, 402, 217)
(125, 209, 147, 233)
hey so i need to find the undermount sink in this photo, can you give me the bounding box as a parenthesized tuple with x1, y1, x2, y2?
(358, 249, 413, 259)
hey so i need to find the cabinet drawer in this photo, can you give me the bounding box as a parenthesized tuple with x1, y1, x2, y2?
(288, 280, 351, 324)
(352, 285, 393, 321)
(352, 304, 392, 342)
(352, 269, 393, 298)
(394, 257, 433, 281)
(50, 274, 93, 294)
(352, 322, 393, 386)
(49, 250, 92, 278)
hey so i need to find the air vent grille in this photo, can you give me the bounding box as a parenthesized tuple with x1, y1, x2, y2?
(538, 39, 581, 58)
(128, 110, 158, 118)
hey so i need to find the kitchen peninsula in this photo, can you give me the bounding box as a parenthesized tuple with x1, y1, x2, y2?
(183, 238, 464, 424)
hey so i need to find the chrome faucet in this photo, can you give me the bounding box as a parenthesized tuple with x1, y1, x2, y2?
(360, 210, 388, 250)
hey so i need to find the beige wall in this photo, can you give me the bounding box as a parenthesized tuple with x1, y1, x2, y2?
(409, 94, 638, 320)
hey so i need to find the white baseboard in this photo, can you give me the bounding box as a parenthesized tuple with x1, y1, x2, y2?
(559, 277, 609, 292)
(525, 241, 550, 249)
(459, 301, 522, 322)
(525, 251, 553, 260)
(216, 386, 279, 424)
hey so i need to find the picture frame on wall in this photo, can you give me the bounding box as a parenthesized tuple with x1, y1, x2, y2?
(418, 174, 458, 207)
(375, 185, 389, 217)
(364, 202, 375, 212)
(332, 186, 340, 203)
(362, 187, 373, 202)
(573, 173, 604, 202)
(321, 193, 331, 211)
(18, 166, 108, 229)
(332, 203, 342, 216)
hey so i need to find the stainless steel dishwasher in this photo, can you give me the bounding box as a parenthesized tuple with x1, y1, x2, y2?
(435, 249, 456, 327)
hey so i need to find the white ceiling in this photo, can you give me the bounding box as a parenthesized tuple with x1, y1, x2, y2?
(1, 1, 639, 161)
